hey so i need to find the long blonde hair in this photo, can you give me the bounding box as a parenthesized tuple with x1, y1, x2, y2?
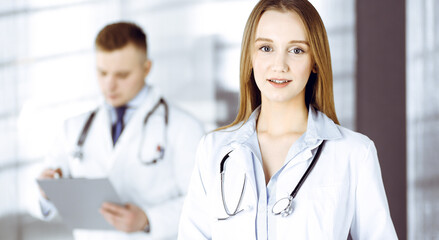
(219, 0, 339, 130)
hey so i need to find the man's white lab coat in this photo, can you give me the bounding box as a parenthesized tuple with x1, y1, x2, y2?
(30, 87, 204, 240)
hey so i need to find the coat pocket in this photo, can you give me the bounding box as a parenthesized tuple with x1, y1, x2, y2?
(276, 183, 351, 239)
(211, 209, 256, 240)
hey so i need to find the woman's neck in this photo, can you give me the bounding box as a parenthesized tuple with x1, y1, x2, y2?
(257, 100, 308, 136)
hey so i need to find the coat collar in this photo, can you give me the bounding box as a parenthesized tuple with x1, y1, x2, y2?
(96, 85, 164, 153)
(222, 105, 343, 200)
(304, 106, 342, 144)
(228, 105, 342, 148)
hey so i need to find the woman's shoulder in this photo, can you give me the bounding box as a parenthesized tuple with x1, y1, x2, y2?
(196, 122, 248, 156)
(332, 125, 375, 153)
(194, 125, 244, 177)
(203, 124, 242, 144)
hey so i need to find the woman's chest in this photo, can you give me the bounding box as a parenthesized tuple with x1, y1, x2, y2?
(206, 146, 356, 239)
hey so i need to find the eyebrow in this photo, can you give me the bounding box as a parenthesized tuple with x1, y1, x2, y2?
(255, 37, 309, 45)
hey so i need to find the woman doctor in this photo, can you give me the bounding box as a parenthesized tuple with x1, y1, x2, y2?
(178, 0, 398, 239)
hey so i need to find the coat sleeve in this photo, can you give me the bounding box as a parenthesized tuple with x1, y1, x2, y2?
(350, 141, 398, 239)
(140, 112, 205, 239)
(27, 123, 71, 221)
(178, 135, 212, 240)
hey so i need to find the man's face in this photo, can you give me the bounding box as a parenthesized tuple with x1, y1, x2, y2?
(96, 44, 151, 107)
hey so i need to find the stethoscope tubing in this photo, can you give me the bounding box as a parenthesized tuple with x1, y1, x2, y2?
(219, 140, 326, 219)
(289, 140, 325, 199)
(73, 98, 168, 163)
(137, 98, 168, 164)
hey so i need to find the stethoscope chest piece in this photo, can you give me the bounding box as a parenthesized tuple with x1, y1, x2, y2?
(71, 146, 84, 162)
(272, 196, 295, 217)
(271, 140, 326, 217)
(139, 143, 165, 165)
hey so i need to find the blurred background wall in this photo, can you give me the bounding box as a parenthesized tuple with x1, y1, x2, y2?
(407, 0, 439, 239)
(0, 0, 436, 239)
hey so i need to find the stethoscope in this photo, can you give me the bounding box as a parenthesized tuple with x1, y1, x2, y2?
(71, 98, 169, 165)
(219, 140, 326, 220)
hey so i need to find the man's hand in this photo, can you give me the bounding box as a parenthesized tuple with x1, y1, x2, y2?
(38, 168, 63, 199)
(100, 202, 149, 233)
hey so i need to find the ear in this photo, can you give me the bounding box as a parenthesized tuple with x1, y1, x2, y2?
(143, 59, 152, 78)
(312, 63, 317, 73)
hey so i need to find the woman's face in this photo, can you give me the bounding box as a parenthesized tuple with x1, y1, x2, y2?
(252, 9, 313, 105)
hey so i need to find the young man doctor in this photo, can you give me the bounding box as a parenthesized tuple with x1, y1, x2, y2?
(30, 22, 204, 239)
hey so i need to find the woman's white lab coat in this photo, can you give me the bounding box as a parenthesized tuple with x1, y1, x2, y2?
(178, 106, 398, 239)
(29, 87, 204, 240)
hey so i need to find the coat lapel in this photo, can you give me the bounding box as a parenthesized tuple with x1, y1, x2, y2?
(214, 145, 258, 220)
(86, 105, 114, 172)
(229, 145, 258, 201)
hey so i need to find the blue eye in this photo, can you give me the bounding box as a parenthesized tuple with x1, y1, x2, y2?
(260, 46, 272, 52)
(291, 48, 304, 54)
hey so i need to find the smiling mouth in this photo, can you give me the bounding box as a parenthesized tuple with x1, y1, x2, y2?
(268, 79, 292, 84)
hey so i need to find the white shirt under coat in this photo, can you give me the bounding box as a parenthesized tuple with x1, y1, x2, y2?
(178, 106, 397, 239)
(29, 86, 204, 240)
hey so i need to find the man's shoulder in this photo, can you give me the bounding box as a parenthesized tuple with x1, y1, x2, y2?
(64, 107, 100, 128)
(165, 101, 203, 126)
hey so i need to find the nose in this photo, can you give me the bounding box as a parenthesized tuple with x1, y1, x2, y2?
(102, 75, 117, 92)
(271, 52, 289, 72)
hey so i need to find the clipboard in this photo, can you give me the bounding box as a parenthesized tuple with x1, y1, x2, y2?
(37, 178, 122, 230)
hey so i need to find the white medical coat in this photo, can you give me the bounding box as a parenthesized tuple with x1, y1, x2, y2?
(178, 106, 398, 239)
(29, 87, 204, 240)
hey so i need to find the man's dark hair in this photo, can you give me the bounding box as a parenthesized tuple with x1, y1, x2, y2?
(95, 22, 147, 53)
